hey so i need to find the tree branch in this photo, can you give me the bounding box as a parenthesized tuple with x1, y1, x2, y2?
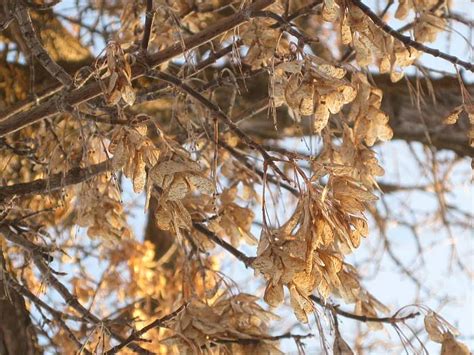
(104, 304, 187, 355)
(309, 295, 420, 324)
(147, 70, 291, 183)
(0, 159, 113, 200)
(350, 0, 474, 72)
(193, 223, 255, 267)
(0, 225, 150, 354)
(13, 1, 73, 86)
(191, 223, 421, 327)
(0, 0, 275, 137)
(141, 0, 154, 54)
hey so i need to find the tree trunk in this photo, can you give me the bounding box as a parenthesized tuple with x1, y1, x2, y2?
(238, 74, 473, 157)
(0, 279, 41, 355)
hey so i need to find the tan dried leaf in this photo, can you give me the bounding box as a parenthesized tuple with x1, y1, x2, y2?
(354, 36, 372, 66)
(121, 84, 136, 106)
(264, 282, 284, 307)
(322, 0, 340, 22)
(333, 333, 354, 355)
(313, 104, 330, 133)
(317, 64, 346, 79)
(167, 177, 189, 200)
(289, 284, 311, 323)
(341, 15, 352, 44)
(441, 332, 471, 355)
(187, 174, 214, 195)
(424, 312, 447, 343)
(443, 106, 463, 125)
(285, 75, 315, 115)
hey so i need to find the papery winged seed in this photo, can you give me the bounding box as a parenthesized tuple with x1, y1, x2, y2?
(285, 240, 307, 259)
(320, 252, 343, 275)
(317, 64, 346, 79)
(167, 177, 189, 200)
(108, 72, 118, 94)
(289, 285, 309, 323)
(395, 0, 409, 19)
(108, 88, 121, 105)
(134, 124, 148, 136)
(122, 85, 136, 106)
(133, 158, 146, 193)
(276, 61, 303, 74)
(341, 16, 352, 44)
(175, 201, 192, 229)
(155, 208, 172, 230)
(334, 333, 355, 355)
(105, 210, 123, 230)
(264, 282, 284, 307)
(353, 217, 368, 237)
(341, 85, 357, 103)
(325, 92, 346, 114)
(272, 81, 286, 107)
(285, 76, 315, 115)
(390, 69, 405, 83)
(111, 142, 126, 169)
(187, 175, 214, 195)
(443, 106, 463, 125)
(182, 160, 201, 172)
(424, 312, 446, 343)
(322, 0, 339, 22)
(150, 162, 180, 187)
(293, 271, 316, 294)
(317, 277, 331, 299)
(440, 332, 470, 355)
(340, 198, 366, 214)
(313, 104, 330, 133)
(349, 230, 361, 249)
(380, 56, 391, 74)
(155, 160, 195, 178)
(354, 36, 372, 66)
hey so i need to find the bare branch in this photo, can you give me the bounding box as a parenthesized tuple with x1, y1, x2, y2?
(141, 0, 154, 54)
(193, 223, 255, 267)
(0, 225, 151, 354)
(310, 295, 420, 324)
(13, 1, 73, 86)
(350, 0, 474, 72)
(147, 70, 291, 183)
(190, 223, 421, 327)
(104, 304, 187, 355)
(0, 159, 113, 200)
(0, 0, 275, 137)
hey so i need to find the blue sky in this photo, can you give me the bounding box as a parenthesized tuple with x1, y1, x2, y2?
(43, 0, 474, 353)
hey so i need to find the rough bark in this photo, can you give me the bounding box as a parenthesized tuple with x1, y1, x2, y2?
(0, 278, 41, 355)
(0, 7, 91, 354)
(145, 197, 176, 263)
(238, 74, 473, 157)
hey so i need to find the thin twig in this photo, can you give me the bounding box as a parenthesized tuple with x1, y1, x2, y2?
(310, 295, 420, 324)
(0, 225, 150, 354)
(215, 332, 313, 345)
(3, 270, 91, 354)
(13, 2, 73, 86)
(193, 223, 255, 267)
(147, 70, 291, 184)
(141, 0, 154, 53)
(0, 0, 275, 137)
(104, 304, 187, 355)
(350, 0, 474, 72)
(190, 224, 422, 327)
(0, 159, 113, 199)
